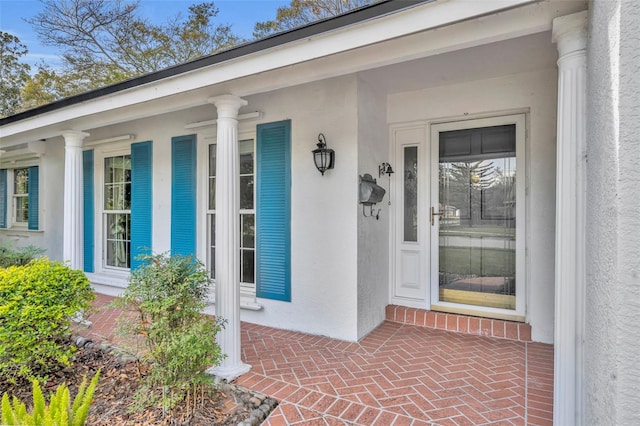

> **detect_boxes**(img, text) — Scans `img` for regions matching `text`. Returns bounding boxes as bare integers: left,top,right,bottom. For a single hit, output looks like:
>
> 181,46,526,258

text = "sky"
0,0,290,69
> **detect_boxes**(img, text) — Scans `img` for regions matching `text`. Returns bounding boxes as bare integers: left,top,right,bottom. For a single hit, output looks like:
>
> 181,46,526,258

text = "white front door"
429,115,526,319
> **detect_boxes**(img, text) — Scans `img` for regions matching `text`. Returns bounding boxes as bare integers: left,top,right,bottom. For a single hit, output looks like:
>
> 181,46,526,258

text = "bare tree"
26,0,240,92
253,0,375,39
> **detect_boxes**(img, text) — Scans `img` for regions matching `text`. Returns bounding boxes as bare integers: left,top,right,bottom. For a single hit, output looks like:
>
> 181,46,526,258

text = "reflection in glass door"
434,124,517,310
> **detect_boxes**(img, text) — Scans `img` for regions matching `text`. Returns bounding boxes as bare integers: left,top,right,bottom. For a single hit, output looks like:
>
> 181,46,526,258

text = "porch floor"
81,294,553,425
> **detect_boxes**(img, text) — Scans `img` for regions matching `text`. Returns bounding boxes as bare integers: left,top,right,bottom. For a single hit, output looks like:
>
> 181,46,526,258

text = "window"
0,166,39,230
205,120,291,302
103,155,131,269
13,168,29,224
83,141,151,274
207,139,256,295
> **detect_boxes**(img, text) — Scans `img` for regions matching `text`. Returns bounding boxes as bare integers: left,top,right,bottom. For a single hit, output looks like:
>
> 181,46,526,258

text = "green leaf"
32,380,45,425
72,371,100,426
1,392,16,425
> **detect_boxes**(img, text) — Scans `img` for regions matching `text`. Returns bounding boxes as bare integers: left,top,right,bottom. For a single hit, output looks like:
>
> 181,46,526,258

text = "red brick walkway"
80,294,554,425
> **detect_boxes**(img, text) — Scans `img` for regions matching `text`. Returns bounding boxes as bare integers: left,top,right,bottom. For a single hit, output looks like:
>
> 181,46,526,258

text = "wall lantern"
359,174,386,220
312,133,335,175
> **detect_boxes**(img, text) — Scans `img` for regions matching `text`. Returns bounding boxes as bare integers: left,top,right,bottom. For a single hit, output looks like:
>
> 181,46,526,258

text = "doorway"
430,115,525,318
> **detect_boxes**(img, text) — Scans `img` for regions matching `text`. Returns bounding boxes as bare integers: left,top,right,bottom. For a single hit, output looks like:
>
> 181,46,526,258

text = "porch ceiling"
359,31,557,96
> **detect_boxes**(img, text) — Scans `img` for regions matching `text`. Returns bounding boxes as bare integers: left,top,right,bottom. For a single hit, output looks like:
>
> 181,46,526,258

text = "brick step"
385,305,532,341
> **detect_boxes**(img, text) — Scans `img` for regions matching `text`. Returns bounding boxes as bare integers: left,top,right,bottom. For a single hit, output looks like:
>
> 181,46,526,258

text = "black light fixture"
312,133,335,176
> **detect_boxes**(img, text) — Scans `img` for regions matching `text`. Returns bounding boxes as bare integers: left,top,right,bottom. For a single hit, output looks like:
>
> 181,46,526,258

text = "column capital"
553,10,588,57
61,130,90,148
208,95,248,120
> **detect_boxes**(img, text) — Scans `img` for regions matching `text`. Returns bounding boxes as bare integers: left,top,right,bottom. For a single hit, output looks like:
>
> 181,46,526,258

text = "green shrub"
0,259,95,383
112,253,225,410
0,244,45,268
1,371,100,426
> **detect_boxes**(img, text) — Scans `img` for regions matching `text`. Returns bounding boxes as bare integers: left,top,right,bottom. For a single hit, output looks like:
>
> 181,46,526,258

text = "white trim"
185,112,262,130
93,145,132,276
84,134,135,147
429,113,527,319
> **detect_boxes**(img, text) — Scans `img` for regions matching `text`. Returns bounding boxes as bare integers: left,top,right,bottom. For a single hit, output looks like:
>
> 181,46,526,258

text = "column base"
208,362,251,382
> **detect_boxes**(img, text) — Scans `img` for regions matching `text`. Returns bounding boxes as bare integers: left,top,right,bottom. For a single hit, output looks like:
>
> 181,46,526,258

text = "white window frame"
93,143,132,277
0,162,39,230
205,137,257,298
12,167,29,226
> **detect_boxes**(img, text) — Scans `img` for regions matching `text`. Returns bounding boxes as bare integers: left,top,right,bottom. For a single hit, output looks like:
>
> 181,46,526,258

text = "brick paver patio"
80,294,553,425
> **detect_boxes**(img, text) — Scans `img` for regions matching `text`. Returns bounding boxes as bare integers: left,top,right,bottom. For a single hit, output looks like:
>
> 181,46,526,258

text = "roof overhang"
0,0,586,147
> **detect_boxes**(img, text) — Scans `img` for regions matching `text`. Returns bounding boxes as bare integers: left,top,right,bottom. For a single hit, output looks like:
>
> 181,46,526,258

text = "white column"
62,130,90,270
207,94,250,381
552,10,588,426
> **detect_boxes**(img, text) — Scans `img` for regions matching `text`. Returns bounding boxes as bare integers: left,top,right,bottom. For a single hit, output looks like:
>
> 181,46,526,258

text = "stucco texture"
585,0,640,424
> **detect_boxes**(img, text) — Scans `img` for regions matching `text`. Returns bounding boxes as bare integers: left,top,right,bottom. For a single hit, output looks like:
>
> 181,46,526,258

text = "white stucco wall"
387,68,558,343
21,75,362,341
0,139,65,258
585,0,640,423
356,77,390,339
240,76,360,341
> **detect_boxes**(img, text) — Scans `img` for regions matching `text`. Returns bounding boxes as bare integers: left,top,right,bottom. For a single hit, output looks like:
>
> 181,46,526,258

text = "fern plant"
1,370,100,426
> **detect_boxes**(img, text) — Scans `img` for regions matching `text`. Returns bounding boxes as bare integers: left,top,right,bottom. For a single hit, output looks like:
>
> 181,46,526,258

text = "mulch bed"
0,341,272,425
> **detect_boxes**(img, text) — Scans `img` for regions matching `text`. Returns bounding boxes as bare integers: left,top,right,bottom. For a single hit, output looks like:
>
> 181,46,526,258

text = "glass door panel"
436,125,516,310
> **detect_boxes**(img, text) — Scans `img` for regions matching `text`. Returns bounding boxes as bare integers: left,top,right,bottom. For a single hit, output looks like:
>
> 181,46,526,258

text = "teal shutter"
0,169,6,228
27,166,39,230
83,150,94,272
256,120,291,301
131,141,153,270
171,135,196,257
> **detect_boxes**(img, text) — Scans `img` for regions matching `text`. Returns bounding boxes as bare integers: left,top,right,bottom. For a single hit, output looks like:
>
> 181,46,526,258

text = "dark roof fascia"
1,0,430,127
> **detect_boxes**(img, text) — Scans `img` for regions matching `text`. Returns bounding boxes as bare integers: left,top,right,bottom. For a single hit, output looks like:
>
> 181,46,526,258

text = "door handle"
431,206,444,226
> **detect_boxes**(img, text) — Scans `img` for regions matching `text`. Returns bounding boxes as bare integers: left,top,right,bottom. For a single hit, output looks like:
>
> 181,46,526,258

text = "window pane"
104,155,131,210
104,185,114,210
124,183,131,210
404,146,418,242
242,214,255,248
124,156,132,178
241,249,255,284
106,213,131,268
15,196,28,222
14,169,28,194
105,158,114,183
209,144,216,177
209,177,216,210
112,184,123,210
240,176,254,209
209,144,216,210
209,214,216,279
240,152,253,174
